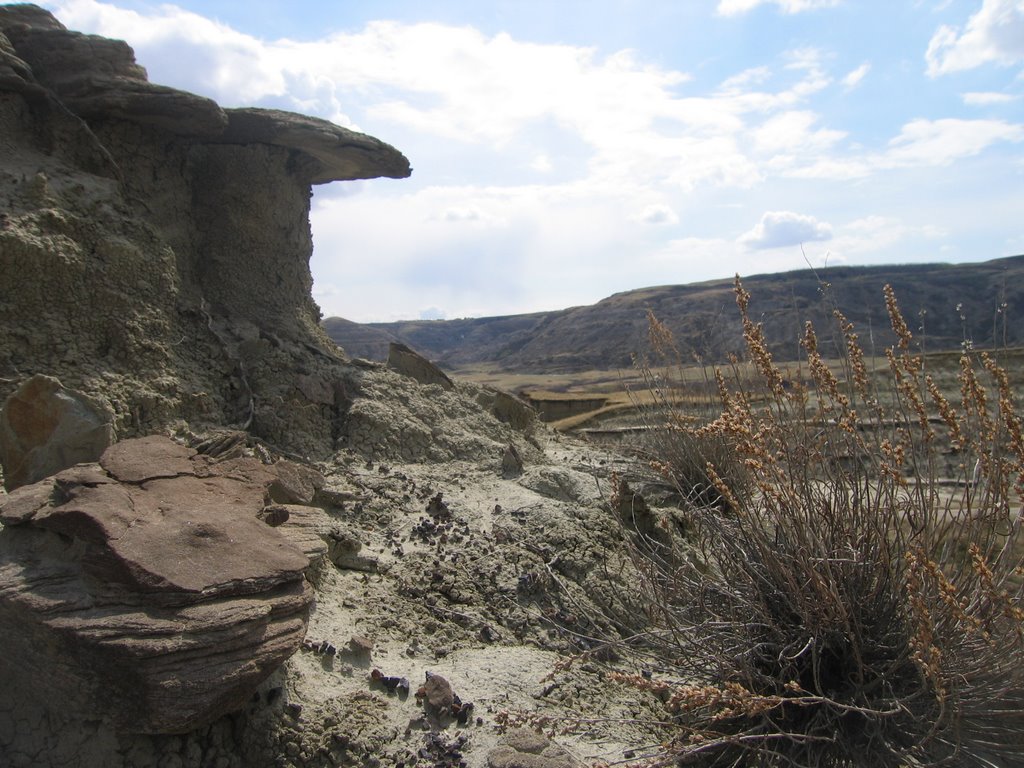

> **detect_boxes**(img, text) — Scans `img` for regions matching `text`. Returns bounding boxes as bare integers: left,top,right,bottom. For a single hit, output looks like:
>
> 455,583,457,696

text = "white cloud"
40,0,1024,322
440,207,482,222
787,117,1024,178
962,90,1019,104
45,0,315,107
634,204,679,225
884,117,1024,165
842,62,871,89
753,110,846,154
436,205,509,226
530,154,553,172
308,180,667,320
717,0,840,15
926,0,1024,76
719,66,773,92
825,216,947,262
738,211,833,250
46,0,852,196
784,47,828,71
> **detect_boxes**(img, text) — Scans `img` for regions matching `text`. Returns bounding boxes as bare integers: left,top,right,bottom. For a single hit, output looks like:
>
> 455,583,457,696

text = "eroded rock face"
0,5,411,458
220,108,413,184
387,342,455,390
0,436,317,735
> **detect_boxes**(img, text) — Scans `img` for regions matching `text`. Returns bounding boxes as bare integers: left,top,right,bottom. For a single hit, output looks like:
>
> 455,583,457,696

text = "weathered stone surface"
99,433,195,482
419,671,455,714
221,108,411,184
0,6,411,460
271,503,332,572
0,374,114,491
387,342,455,390
519,466,597,504
502,442,524,478
269,458,325,505
0,436,316,734
0,4,65,32
0,8,228,136
0,475,52,524
480,386,538,432
0,29,35,91
487,728,581,768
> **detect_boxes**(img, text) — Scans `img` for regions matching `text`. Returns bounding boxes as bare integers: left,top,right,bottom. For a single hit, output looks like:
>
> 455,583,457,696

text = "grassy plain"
456,347,1024,434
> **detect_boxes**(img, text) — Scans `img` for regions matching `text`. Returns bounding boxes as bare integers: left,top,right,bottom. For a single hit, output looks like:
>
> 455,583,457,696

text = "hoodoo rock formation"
0,4,414,763
0,3,410,460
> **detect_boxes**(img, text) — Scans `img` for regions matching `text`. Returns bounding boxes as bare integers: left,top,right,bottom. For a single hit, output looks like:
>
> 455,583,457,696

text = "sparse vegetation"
605,279,1024,766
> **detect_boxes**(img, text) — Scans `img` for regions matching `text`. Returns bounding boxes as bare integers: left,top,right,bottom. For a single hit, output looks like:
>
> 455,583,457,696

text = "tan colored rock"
270,458,325,504
502,442,525,478
419,672,455,714
487,728,581,768
482,386,538,432
0,6,411,462
270,503,332,572
0,374,114,491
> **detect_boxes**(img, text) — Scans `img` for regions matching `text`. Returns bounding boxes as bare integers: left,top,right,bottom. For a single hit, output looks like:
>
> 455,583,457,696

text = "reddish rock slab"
0,435,319,734
99,435,196,483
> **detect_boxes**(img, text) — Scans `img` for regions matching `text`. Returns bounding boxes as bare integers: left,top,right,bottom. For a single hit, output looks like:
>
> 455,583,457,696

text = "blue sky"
41,0,1024,322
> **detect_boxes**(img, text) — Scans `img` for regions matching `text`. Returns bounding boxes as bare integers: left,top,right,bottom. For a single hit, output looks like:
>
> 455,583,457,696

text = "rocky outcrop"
387,342,455,390
1,4,226,136
0,9,642,768
219,108,412,184
0,5,411,459
0,435,318,735
0,374,114,490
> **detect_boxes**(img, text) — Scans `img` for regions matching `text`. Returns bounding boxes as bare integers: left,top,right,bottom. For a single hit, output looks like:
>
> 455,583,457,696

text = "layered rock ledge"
0,436,319,735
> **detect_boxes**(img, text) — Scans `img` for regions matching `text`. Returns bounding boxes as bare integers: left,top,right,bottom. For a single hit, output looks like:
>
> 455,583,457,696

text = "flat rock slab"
222,108,412,184
0,436,318,733
8,434,310,596
488,728,581,768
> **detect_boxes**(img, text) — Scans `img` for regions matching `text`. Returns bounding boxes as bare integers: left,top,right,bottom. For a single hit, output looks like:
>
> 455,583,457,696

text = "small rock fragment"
501,443,524,478
417,671,455,715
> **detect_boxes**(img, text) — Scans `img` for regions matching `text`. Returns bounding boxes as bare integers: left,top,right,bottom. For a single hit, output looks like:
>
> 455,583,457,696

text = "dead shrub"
612,279,1024,767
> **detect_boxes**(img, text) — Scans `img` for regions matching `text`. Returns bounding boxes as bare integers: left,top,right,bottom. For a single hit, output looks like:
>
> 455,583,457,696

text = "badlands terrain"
0,6,679,767
5,6,1024,768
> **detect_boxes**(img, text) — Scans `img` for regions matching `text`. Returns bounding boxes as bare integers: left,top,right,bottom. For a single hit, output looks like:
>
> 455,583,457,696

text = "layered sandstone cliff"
0,3,410,459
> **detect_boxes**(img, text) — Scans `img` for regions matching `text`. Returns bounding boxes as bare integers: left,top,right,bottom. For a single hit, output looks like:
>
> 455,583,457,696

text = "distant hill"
323,255,1024,373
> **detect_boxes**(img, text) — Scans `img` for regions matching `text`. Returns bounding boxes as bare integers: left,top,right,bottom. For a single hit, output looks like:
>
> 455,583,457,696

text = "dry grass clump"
615,279,1024,767
625,311,752,512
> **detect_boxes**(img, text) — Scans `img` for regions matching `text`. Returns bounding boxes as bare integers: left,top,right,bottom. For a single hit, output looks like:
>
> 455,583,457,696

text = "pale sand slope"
249,410,683,767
